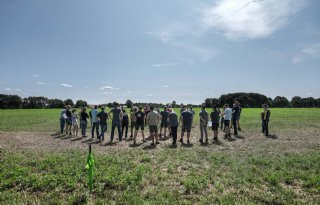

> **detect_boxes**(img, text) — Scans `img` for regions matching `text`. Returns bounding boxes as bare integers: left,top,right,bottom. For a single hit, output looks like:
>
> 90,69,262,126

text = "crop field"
0,108,319,204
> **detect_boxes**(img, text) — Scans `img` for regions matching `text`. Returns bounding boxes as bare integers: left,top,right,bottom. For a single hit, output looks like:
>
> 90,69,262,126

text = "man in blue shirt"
91,105,99,139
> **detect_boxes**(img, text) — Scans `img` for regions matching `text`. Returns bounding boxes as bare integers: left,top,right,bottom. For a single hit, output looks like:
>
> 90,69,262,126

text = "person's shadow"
70,136,83,141
143,144,157,150
129,143,142,148
182,143,193,148
267,135,278,139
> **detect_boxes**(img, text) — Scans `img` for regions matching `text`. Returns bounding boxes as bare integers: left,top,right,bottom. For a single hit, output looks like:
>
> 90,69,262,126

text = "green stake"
86,145,94,193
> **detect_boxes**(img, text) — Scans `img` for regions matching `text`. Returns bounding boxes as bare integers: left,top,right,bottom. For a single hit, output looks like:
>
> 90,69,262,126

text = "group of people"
59,101,271,147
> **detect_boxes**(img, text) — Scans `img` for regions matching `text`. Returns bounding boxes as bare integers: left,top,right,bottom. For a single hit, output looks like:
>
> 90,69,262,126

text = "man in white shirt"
221,104,232,139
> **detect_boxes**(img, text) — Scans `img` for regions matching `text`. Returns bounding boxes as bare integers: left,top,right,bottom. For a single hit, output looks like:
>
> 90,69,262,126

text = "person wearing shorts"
133,106,145,144
221,104,232,139
71,108,79,137
130,107,137,138
146,106,160,146
159,106,169,138
179,105,193,144
210,105,220,141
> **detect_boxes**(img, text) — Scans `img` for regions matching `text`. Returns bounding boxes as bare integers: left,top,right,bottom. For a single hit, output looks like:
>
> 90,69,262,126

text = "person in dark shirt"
237,104,242,131
121,109,129,139
210,105,220,141
97,107,108,141
80,107,90,138
179,106,193,144
159,106,169,138
261,104,271,136
65,105,72,136
133,106,146,144
108,102,123,142
232,101,240,136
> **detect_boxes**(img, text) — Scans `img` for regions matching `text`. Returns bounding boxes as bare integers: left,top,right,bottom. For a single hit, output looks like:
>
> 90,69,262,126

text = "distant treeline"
0,93,320,109
204,92,320,108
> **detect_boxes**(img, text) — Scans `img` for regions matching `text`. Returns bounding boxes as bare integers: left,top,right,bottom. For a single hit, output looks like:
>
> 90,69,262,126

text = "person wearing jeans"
91,105,99,139
59,106,66,135
80,108,89,138
109,102,123,142
199,106,209,143
97,107,108,141
168,108,178,147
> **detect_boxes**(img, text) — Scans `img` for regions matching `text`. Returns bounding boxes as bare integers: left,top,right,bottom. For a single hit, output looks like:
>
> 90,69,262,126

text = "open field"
0,108,320,204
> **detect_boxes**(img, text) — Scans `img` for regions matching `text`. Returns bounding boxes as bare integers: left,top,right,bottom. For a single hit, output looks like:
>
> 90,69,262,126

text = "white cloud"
36,82,46,85
33,74,39,77
153,63,179,68
162,85,169,88
302,43,320,57
84,85,88,89
4,88,22,92
291,55,303,64
61,83,73,88
100,86,114,90
147,31,171,42
202,0,306,39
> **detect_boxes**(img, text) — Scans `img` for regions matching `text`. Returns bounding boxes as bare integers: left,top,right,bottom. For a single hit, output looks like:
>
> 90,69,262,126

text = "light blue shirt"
224,108,232,121
91,109,99,123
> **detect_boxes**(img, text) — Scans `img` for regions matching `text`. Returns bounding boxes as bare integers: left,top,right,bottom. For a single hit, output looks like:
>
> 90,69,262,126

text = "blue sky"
0,0,319,104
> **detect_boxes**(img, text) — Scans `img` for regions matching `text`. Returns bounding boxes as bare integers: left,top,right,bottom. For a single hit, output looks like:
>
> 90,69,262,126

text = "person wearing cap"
179,105,193,145
199,106,209,143
91,105,100,139
146,106,160,146
260,104,270,136
159,106,169,138
97,106,108,141
109,102,123,142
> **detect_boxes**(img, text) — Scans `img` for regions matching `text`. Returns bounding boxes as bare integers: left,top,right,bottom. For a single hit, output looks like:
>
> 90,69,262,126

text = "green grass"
0,147,319,204
1,108,320,133
0,108,320,204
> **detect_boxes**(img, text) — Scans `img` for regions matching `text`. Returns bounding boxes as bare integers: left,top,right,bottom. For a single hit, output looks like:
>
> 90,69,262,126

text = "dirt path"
1,127,319,155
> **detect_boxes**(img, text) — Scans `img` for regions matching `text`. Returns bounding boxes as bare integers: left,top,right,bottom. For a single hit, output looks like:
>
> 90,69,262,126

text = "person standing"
109,102,123,142
59,106,67,135
91,105,99,139
199,106,209,143
237,103,242,131
121,109,129,139
189,106,196,126
261,104,270,136
133,106,146,144
146,106,160,146
159,106,169,138
65,105,72,136
210,105,220,141
220,106,225,131
232,101,241,136
221,104,232,139
168,108,179,147
179,105,193,145
97,107,108,141
130,107,137,138
71,108,79,137
80,107,89,138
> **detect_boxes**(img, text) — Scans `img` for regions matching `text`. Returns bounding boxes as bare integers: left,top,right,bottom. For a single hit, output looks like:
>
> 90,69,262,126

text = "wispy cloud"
33,74,39,77
153,63,179,68
292,43,320,64
100,85,114,90
4,88,22,92
61,83,73,88
302,43,320,57
162,85,169,88
147,31,171,42
36,81,46,85
201,0,306,40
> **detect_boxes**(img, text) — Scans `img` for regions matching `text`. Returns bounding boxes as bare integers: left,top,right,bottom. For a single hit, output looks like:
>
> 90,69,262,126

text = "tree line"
204,92,320,108
1,92,320,109
0,94,87,109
